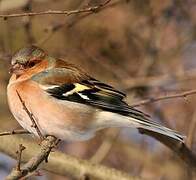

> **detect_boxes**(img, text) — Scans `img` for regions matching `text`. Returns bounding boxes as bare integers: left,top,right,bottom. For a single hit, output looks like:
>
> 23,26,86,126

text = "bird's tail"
125,107,185,143
134,118,185,143
96,111,185,143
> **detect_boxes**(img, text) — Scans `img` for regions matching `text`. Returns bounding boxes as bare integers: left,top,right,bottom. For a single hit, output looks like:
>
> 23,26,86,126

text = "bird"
7,45,185,143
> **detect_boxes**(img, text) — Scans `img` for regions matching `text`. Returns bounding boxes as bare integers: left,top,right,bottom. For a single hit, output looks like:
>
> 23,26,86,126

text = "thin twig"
16,144,26,171
16,90,43,140
131,89,196,107
124,69,196,90
0,129,30,136
0,0,111,19
5,136,58,180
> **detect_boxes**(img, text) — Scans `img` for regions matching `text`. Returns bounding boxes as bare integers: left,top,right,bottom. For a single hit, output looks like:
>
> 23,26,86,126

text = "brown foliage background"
0,0,196,179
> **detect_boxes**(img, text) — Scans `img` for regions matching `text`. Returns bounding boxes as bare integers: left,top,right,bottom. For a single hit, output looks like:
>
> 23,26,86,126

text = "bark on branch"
0,135,138,180
5,136,57,180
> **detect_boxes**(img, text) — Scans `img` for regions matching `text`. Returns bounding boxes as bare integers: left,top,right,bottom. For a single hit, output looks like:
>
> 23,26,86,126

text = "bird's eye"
28,61,36,68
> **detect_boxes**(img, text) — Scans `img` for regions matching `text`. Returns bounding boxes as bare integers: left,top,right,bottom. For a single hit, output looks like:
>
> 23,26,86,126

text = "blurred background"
0,0,196,179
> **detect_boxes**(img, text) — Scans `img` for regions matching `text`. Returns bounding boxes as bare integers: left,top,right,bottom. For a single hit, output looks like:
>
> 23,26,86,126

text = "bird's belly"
7,81,97,141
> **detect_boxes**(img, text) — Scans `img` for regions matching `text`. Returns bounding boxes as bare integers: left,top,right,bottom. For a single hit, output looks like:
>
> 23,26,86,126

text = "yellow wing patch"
63,83,91,96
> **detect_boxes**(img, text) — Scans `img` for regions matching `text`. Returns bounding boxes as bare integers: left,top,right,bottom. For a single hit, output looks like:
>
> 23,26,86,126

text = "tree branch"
15,144,26,172
138,128,196,170
0,0,111,19
0,129,30,136
0,135,138,180
131,89,196,107
5,136,58,180
124,69,196,90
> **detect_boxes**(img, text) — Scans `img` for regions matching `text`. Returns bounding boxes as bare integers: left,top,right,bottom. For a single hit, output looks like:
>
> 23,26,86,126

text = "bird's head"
10,46,48,77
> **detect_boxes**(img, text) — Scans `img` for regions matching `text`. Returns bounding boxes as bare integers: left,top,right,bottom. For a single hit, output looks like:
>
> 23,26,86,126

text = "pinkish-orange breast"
7,77,97,140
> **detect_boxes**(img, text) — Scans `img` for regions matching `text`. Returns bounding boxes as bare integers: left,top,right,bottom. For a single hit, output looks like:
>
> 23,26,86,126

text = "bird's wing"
31,59,150,122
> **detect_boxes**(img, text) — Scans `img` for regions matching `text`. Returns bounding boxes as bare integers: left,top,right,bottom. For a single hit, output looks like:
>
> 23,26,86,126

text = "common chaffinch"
7,46,184,143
